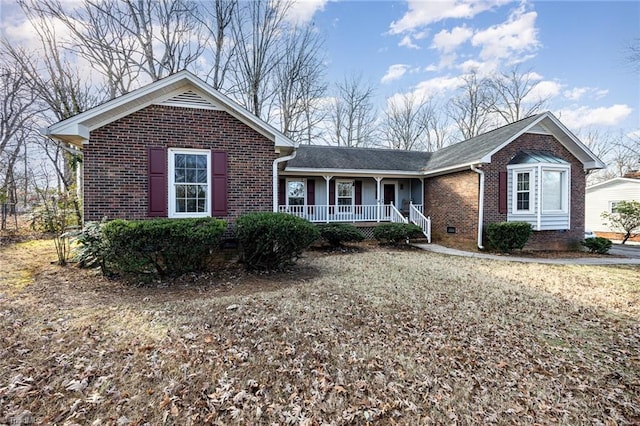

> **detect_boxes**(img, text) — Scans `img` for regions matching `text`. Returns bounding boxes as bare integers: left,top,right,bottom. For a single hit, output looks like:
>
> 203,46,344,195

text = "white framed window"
168,148,210,218
336,180,354,212
542,168,569,213
286,179,305,206
514,170,533,213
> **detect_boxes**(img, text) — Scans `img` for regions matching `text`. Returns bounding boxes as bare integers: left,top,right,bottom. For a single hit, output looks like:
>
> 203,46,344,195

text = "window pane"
176,198,186,213
289,197,304,206
197,169,207,183
186,199,196,212
186,169,196,183
287,181,305,198
175,154,186,168
543,170,563,210
197,199,205,212
186,155,197,168
196,155,207,169
517,173,529,191
517,193,529,211
175,168,185,183
337,182,353,197
338,198,352,206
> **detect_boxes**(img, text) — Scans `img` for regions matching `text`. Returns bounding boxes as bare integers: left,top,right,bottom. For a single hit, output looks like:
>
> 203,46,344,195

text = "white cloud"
558,105,633,128
563,87,610,101
458,59,499,76
381,64,410,84
399,35,420,49
389,0,510,35
523,80,563,103
412,75,464,99
286,0,329,24
471,7,539,60
431,26,473,53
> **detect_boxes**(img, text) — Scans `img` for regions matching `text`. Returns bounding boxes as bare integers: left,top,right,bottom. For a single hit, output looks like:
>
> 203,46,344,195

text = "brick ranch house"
44,71,604,250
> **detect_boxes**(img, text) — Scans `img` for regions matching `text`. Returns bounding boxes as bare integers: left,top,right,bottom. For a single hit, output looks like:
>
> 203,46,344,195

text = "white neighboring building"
585,177,640,241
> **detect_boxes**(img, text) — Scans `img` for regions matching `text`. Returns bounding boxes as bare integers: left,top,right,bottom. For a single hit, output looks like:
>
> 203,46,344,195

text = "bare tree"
582,130,639,184
275,24,326,143
0,59,42,217
28,0,207,93
625,38,640,72
448,71,496,140
424,108,452,151
328,74,377,147
196,0,237,90
382,93,435,151
229,0,293,119
489,66,548,124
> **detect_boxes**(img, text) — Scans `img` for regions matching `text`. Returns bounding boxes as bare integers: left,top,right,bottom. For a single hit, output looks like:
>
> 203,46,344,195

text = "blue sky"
1,0,638,138
294,0,639,135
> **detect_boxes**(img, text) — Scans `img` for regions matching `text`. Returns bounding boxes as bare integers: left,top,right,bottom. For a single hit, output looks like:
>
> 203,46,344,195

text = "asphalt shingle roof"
287,145,432,172
285,113,546,173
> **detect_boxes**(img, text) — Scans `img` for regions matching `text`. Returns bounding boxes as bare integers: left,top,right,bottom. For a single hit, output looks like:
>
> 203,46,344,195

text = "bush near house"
373,222,423,245
317,223,365,247
101,217,226,277
235,212,319,271
486,221,533,253
582,236,613,254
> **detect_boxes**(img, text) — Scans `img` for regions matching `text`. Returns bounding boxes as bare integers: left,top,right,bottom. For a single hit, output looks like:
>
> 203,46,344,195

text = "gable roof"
285,145,432,176
587,177,640,191
284,111,604,176
43,70,295,149
423,112,605,175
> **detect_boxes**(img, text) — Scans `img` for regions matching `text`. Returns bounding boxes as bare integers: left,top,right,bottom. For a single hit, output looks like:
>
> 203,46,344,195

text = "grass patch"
0,241,639,424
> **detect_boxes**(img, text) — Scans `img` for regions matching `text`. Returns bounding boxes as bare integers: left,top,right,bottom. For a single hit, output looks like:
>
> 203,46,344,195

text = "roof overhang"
43,70,295,149
283,166,423,178
484,112,606,171
587,177,640,191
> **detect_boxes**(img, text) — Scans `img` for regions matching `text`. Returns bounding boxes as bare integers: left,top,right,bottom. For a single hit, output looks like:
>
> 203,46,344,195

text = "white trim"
168,148,211,218
285,178,306,206
470,165,485,249
587,177,640,191
541,166,570,214
335,179,355,208
509,167,535,214
45,70,295,148
381,181,398,206
284,166,420,177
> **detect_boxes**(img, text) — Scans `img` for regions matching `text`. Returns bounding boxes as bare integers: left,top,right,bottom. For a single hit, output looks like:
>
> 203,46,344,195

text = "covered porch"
277,175,431,241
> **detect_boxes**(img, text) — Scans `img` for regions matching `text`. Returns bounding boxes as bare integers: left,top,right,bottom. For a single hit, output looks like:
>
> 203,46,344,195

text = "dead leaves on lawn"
0,244,639,424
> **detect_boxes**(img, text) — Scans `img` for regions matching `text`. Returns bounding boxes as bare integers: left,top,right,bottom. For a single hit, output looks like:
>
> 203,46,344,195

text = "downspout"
470,165,485,250
272,147,297,212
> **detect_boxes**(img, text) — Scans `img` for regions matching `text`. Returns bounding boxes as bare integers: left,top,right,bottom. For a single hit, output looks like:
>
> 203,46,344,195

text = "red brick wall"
484,133,586,250
424,170,479,246
424,133,588,250
84,105,278,223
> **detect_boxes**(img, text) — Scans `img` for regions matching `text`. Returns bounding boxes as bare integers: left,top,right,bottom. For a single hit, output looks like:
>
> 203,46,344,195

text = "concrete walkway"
413,243,640,265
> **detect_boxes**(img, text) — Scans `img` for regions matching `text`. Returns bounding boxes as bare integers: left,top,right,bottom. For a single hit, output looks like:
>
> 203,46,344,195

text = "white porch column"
375,176,383,222
323,175,332,223
419,177,424,209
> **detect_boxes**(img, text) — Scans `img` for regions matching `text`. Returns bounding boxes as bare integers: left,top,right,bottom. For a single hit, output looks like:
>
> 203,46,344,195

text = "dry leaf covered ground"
0,239,639,425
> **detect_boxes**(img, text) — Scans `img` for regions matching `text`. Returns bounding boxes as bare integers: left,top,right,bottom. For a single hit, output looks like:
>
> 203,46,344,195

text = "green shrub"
373,222,423,245
102,217,226,277
235,212,319,271
70,220,109,275
582,237,612,254
486,221,533,253
318,223,365,247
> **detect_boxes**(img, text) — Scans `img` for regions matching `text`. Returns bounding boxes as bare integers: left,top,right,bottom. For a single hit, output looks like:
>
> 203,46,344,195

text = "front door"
383,184,395,206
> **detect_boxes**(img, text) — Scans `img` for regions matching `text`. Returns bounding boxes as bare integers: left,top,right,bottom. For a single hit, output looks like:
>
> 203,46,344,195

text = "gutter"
272,147,298,212
470,165,485,250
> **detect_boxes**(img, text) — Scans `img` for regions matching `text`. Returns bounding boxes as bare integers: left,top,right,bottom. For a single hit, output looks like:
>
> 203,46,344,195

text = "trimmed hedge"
486,221,532,253
373,222,423,245
236,212,319,271
582,237,612,254
101,217,226,277
318,223,365,247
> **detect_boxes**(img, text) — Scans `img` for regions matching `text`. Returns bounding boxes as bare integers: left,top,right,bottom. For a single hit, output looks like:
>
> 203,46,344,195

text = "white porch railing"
278,203,408,223
409,202,431,243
